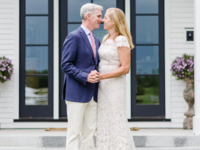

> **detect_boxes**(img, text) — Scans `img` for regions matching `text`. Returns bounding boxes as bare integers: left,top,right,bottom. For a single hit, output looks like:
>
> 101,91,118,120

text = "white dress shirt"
81,25,96,49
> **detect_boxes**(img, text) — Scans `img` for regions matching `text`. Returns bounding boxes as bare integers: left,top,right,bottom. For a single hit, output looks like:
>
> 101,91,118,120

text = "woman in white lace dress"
96,8,136,150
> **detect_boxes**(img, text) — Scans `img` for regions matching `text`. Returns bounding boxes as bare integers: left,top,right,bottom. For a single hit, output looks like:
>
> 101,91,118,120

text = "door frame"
19,0,54,118
130,0,165,120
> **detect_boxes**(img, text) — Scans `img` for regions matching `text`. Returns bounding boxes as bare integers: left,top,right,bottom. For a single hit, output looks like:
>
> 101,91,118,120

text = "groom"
61,3,103,150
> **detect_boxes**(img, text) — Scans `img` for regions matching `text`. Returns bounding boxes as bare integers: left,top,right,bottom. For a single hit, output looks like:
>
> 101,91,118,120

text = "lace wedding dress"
96,36,136,150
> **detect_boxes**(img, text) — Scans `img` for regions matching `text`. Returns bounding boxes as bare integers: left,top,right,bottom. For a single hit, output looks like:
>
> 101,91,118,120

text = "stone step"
137,148,200,150
0,147,200,150
0,136,200,148
0,129,199,149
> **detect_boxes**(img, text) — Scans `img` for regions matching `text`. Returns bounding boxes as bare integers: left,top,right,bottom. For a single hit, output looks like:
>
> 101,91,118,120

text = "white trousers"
65,98,97,150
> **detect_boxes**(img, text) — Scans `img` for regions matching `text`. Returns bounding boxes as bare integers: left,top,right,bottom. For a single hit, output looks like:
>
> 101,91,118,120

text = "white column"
193,0,200,135
53,0,59,119
125,0,131,119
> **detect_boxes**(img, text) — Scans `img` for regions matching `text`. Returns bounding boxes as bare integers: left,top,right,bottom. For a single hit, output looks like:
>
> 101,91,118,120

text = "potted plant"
0,56,14,83
171,54,194,129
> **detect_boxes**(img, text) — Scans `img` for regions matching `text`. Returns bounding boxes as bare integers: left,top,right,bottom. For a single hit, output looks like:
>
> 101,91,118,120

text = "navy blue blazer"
61,27,101,103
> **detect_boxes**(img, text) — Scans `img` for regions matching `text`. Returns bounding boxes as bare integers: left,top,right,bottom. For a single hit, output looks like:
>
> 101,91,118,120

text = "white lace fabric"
96,36,136,150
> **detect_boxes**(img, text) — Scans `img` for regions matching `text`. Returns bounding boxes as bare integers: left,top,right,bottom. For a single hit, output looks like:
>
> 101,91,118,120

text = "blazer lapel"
79,27,95,63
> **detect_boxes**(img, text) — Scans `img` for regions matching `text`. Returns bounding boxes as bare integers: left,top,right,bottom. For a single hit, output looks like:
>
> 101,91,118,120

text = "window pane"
136,46,159,74
26,0,48,14
136,0,158,14
26,46,48,74
93,24,107,42
136,16,159,44
25,76,48,105
68,0,90,22
93,0,116,18
68,24,81,33
136,76,159,105
26,16,48,44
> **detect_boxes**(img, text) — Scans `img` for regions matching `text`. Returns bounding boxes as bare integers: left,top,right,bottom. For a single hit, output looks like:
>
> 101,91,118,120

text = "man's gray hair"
80,3,103,21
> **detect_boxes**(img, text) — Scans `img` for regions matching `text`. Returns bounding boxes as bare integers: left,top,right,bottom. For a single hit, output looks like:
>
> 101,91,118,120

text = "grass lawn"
136,87,159,105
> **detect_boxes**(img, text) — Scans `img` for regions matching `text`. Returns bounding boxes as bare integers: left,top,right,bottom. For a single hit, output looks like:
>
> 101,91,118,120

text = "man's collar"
81,25,91,35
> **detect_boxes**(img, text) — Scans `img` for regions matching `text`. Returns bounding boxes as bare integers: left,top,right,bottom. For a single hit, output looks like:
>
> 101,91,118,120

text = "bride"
96,8,136,150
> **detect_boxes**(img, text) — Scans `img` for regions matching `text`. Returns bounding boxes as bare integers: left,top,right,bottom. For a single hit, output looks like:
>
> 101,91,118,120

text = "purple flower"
4,76,6,80
1,67,6,71
182,72,184,74
182,75,184,77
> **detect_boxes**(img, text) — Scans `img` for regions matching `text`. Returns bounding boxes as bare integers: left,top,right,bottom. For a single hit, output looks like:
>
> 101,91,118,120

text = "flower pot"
183,78,195,129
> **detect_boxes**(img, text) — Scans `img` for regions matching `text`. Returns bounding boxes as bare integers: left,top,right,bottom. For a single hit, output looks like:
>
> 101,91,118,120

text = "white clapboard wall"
169,0,194,128
0,0,18,128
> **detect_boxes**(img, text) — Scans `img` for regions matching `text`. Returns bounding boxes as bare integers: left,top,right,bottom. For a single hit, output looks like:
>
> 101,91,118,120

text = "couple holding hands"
61,3,135,150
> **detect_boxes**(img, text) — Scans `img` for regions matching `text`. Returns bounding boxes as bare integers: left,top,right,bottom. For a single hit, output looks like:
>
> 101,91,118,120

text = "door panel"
20,0,53,118
130,0,165,119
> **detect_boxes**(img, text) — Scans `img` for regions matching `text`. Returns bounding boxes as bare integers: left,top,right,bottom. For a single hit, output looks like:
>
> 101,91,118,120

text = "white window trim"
125,0,171,120
53,0,59,119
164,0,171,119
13,0,60,120
125,0,131,119
14,0,20,120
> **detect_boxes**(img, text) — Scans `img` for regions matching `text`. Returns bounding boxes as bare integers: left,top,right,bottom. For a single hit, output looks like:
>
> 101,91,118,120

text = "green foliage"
0,56,14,83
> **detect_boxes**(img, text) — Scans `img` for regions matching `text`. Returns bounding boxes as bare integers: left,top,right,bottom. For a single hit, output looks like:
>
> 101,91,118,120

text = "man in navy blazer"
61,3,103,150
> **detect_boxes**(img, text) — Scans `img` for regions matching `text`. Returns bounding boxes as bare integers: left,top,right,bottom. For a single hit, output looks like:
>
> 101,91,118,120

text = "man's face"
90,9,102,29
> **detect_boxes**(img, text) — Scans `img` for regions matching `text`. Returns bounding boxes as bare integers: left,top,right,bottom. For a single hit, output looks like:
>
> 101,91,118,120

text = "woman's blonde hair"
103,8,134,49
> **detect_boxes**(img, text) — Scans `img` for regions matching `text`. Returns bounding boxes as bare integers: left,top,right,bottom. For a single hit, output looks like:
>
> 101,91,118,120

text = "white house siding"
169,0,194,128
0,0,17,128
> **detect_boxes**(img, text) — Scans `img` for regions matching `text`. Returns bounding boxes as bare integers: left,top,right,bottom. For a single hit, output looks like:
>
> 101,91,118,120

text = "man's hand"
87,70,99,83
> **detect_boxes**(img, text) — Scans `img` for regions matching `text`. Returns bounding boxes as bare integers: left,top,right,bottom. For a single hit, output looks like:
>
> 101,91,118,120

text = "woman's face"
103,11,114,30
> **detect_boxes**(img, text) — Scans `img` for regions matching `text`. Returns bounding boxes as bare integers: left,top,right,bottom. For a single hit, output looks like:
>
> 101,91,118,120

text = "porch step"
0,129,199,149
0,147,200,150
0,136,200,148
137,148,200,150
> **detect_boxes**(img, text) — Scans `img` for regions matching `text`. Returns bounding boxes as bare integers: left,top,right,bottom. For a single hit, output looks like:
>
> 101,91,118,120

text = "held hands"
87,70,100,83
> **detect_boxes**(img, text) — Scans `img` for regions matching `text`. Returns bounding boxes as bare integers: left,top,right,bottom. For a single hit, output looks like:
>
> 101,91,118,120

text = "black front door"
130,0,165,119
59,0,125,118
20,0,53,118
